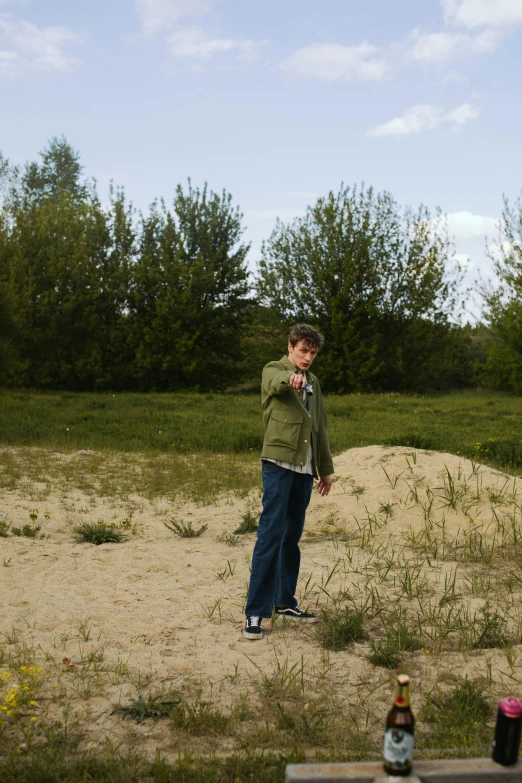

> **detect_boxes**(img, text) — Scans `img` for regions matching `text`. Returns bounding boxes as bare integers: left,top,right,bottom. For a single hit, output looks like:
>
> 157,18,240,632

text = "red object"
499,698,522,718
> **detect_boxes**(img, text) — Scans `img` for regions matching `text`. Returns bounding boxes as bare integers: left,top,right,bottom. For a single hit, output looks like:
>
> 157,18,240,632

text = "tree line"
0,138,520,394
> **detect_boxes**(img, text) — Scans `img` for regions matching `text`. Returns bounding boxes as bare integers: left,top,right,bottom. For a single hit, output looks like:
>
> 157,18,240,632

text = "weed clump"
472,603,509,649
171,694,231,735
0,515,10,537
12,523,41,538
112,693,180,723
234,510,258,534
164,519,208,538
318,605,368,650
275,701,327,744
74,520,125,545
367,613,422,668
11,508,45,538
367,639,402,670
418,677,492,752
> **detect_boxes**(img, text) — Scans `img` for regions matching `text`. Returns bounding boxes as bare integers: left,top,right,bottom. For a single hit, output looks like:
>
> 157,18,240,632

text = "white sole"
243,630,263,639
276,614,318,623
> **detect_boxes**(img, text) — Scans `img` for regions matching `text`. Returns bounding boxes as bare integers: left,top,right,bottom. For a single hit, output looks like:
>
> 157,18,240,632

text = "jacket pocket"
266,409,303,450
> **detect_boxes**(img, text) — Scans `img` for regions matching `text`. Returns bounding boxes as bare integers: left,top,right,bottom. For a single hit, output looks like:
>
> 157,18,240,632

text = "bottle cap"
499,697,522,717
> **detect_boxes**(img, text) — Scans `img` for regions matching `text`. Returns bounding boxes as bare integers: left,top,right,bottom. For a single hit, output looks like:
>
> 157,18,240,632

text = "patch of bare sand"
1,445,521,761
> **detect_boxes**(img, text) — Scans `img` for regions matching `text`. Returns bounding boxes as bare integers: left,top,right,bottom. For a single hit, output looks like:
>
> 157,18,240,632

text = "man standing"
244,324,334,640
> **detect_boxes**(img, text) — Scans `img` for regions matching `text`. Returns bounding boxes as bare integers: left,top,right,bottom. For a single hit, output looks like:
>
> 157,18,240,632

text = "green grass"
164,519,209,538
317,605,368,650
112,693,181,723
1,388,520,778
417,677,492,754
74,520,126,545
234,510,259,534
0,390,521,473
0,390,520,505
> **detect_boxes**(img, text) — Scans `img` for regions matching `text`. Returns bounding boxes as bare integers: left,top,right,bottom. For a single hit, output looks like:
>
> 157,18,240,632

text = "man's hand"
289,373,307,390
317,475,333,497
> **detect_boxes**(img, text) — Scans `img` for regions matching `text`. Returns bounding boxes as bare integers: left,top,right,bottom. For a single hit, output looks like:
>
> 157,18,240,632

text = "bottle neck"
394,682,410,708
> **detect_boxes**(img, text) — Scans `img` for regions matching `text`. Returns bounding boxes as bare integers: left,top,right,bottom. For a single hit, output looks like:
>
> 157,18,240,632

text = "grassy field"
1,390,521,465
1,390,522,781
0,390,521,506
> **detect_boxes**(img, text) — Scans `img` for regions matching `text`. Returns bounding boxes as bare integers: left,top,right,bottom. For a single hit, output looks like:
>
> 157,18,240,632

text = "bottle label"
383,728,414,769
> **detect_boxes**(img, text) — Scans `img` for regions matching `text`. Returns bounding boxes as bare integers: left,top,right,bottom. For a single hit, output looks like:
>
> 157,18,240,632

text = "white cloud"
445,210,499,241
0,49,18,77
136,0,209,36
167,26,261,59
368,102,480,137
0,13,81,75
430,210,502,317
442,0,522,28
406,27,500,64
281,42,391,82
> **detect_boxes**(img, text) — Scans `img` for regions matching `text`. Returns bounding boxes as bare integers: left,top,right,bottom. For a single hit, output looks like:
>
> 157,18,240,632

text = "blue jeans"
245,461,314,618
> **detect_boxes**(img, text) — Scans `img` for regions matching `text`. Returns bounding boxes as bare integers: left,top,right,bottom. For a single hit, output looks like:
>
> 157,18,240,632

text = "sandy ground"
1,445,521,757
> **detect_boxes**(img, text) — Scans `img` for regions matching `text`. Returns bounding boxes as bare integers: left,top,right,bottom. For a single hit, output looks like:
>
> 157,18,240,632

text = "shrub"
11,524,41,538
112,694,180,724
74,520,125,545
234,510,258,534
0,515,11,537
164,519,208,538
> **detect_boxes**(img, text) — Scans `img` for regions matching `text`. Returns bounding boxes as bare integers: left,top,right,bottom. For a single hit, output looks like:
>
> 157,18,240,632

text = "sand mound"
1,445,520,758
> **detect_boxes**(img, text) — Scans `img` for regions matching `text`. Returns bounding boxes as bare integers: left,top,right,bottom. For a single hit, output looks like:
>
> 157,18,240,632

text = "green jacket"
261,355,334,478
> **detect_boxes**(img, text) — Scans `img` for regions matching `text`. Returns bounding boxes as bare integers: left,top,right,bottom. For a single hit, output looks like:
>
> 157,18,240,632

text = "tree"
19,136,86,207
128,182,250,390
3,140,135,389
480,194,522,392
256,185,465,392
0,155,17,384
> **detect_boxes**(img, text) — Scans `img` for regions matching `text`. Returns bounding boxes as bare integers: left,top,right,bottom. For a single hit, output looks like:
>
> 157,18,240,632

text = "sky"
1,0,522,320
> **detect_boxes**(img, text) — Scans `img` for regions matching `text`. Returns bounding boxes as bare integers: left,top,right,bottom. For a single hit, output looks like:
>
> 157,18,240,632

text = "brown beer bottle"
383,674,415,776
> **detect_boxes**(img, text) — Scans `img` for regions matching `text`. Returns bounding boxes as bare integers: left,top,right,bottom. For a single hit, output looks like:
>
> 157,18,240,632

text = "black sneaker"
275,605,318,623
243,616,263,639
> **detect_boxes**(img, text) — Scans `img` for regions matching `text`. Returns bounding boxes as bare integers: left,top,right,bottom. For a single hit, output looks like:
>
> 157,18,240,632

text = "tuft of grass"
275,701,328,745
367,613,422,668
233,510,259,534
0,514,10,537
317,605,368,651
74,520,125,545
164,519,208,538
11,523,41,538
112,693,180,723
366,638,402,670
170,694,231,735
472,603,509,650
418,677,492,753
219,532,241,546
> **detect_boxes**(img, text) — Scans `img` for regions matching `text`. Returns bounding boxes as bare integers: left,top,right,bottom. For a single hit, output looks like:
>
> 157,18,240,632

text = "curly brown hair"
288,324,325,351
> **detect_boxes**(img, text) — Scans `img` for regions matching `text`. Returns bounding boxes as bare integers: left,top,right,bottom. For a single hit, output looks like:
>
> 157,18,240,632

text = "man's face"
288,339,319,371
